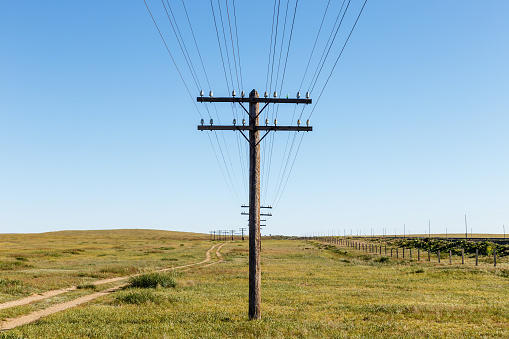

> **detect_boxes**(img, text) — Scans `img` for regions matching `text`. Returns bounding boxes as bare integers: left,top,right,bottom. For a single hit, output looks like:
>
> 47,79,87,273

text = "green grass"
2,237,508,338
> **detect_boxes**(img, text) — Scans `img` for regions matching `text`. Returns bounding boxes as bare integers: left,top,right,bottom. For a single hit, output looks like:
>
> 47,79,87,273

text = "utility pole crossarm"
197,97,311,104
198,125,312,132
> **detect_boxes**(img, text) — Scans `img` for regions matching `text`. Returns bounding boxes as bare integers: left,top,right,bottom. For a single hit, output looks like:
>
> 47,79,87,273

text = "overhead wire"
271,0,329,205
225,0,241,93
275,0,368,206
266,0,300,204
262,0,282,204
308,0,351,94
262,0,291,202
162,0,244,204
143,0,240,204
232,0,243,90
308,0,368,120
210,0,248,200
230,0,249,198
298,0,332,91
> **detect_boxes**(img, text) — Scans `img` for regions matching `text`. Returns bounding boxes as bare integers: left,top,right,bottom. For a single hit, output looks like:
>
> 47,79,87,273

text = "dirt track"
0,242,227,331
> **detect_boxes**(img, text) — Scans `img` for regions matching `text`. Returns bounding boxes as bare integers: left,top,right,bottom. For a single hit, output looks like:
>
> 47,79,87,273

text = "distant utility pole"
465,215,468,238
240,227,247,241
428,220,431,238
198,89,311,320
231,230,235,241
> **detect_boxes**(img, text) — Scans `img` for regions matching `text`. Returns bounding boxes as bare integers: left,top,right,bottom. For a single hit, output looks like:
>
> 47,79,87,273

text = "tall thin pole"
465,214,468,238
248,89,261,320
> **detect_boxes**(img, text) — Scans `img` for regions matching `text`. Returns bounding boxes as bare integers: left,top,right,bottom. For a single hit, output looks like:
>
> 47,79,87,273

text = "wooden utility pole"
198,89,311,320
248,89,261,319
239,227,247,241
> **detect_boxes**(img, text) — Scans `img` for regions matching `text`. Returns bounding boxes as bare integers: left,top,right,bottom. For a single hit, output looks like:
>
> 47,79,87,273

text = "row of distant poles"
308,216,507,239
210,205,273,240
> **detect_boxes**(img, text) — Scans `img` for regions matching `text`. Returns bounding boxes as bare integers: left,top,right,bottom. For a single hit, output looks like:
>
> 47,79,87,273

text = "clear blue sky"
1,1,508,236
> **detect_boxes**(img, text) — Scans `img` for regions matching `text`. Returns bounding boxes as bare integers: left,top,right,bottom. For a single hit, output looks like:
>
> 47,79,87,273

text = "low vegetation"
389,237,509,256
0,233,506,338
128,272,177,289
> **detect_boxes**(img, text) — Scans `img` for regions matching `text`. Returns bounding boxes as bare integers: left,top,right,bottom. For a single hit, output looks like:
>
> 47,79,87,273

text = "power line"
309,0,353,94
264,0,300,203
144,0,239,204
263,0,291,202
180,0,212,89
274,133,306,207
225,0,241,92
161,0,202,90
298,0,331,91
308,0,368,119
232,0,243,90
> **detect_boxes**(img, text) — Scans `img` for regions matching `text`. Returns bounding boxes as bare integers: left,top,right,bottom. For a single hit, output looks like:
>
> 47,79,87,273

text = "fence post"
475,249,478,266
494,248,497,267
438,250,441,263
385,245,387,255
428,249,431,261
410,249,412,260
396,248,399,258
418,248,420,261
403,248,405,259
461,249,464,265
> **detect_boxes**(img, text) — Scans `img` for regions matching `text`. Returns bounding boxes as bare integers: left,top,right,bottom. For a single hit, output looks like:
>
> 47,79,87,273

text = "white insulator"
264,92,268,98
242,118,246,125
297,91,300,99
306,119,310,126
209,90,213,97
273,91,277,98
297,119,301,126
265,119,269,125
232,90,236,97
306,91,310,99
233,119,236,125
200,118,204,125
210,119,213,125
200,90,204,97
274,119,278,126
241,91,245,97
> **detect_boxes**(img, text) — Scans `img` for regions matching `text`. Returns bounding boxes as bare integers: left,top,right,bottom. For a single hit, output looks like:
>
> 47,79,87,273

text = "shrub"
114,290,161,305
375,256,390,263
128,273,176,288
77,283,97,290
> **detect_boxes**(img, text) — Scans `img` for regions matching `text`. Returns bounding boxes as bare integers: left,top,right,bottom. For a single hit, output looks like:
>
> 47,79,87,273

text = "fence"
311,236,499,267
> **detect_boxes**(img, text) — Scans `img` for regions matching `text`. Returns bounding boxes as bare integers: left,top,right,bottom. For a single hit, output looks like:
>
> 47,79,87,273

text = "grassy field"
2,231,509,338
0,229,210,303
